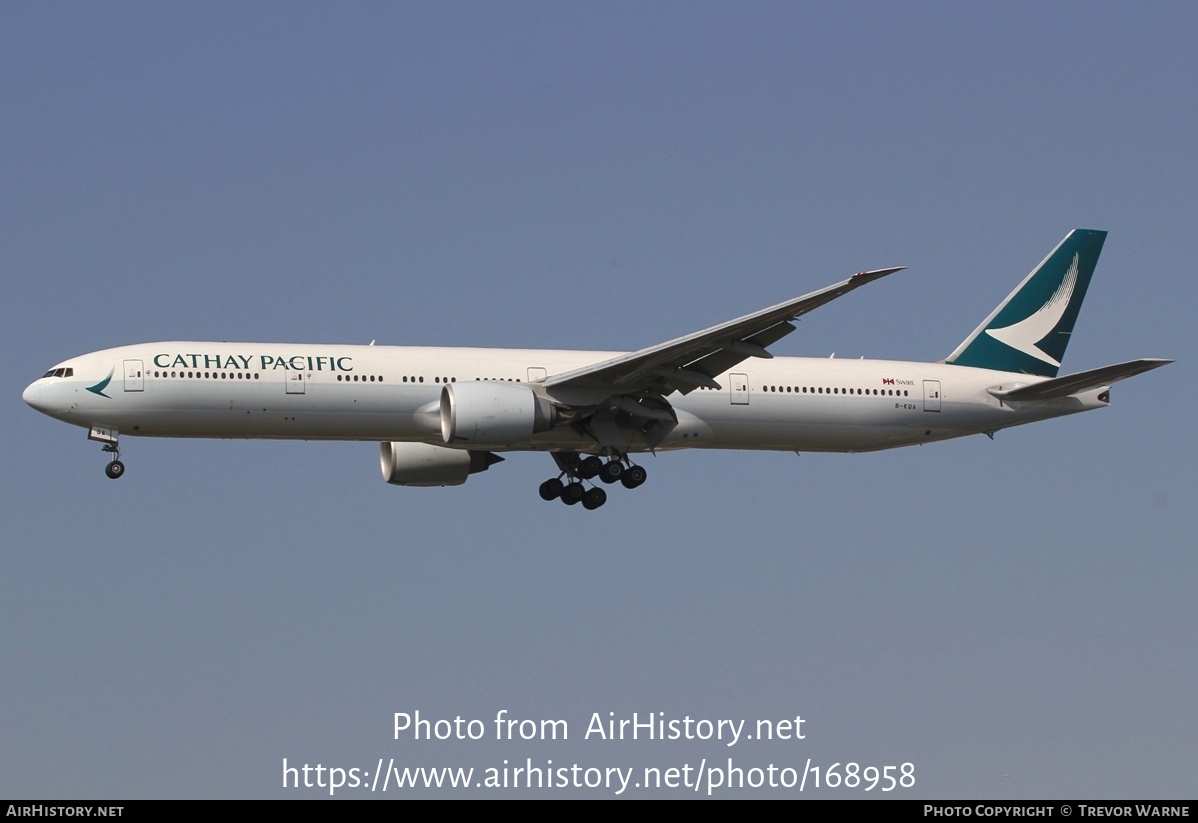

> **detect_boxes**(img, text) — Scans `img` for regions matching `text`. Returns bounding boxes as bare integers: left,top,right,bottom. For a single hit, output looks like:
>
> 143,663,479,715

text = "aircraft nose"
23,381,49,413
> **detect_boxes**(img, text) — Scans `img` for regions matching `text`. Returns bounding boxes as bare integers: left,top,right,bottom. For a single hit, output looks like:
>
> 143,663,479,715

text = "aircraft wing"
988,358,1173,401
542,267,904,398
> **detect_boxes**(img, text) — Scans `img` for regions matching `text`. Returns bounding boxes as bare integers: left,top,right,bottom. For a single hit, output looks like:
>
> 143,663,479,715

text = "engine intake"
440,381,556,447
379,442,502,487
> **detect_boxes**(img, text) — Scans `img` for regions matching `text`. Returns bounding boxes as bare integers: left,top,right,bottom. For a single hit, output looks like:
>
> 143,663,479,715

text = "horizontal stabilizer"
988,358,1172,401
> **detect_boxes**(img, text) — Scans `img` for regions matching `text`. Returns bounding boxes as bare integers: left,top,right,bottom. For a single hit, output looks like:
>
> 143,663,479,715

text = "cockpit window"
41,368,73,378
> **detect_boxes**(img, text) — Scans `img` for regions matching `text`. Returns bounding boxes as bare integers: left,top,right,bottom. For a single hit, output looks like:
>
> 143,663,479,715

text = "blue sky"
3,2,1194,798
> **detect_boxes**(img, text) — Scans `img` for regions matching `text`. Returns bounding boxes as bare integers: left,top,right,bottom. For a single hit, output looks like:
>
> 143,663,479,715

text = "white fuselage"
22,342,1107,454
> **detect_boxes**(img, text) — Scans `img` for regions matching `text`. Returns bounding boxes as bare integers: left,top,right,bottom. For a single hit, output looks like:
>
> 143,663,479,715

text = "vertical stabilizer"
945,229,1107,377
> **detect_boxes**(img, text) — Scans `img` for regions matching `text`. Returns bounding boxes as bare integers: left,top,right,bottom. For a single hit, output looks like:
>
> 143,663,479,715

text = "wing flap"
674,322,795,389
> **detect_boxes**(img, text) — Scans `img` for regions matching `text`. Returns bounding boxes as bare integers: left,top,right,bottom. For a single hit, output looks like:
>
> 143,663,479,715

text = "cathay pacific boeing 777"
24,230,1170,509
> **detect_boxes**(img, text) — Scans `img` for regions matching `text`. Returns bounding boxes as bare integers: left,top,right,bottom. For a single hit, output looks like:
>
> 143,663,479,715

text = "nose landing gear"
88,426,125,480
104,453,125,479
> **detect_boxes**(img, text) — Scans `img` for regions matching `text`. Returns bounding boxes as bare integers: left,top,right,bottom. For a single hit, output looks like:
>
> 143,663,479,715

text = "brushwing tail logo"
984,252,1079,368
86,369,114,398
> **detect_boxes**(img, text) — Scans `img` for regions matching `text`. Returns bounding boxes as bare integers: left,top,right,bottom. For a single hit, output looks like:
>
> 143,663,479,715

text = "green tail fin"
945,229,1107,377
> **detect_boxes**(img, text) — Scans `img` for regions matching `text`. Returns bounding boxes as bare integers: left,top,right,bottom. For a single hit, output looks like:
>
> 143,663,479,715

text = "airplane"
23,229,1170,510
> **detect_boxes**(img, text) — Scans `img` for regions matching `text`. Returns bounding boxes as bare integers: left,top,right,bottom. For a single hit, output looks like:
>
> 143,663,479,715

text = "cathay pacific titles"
151,352,354,371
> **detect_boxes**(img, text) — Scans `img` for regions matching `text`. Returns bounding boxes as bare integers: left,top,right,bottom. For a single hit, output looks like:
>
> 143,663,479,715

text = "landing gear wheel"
621,464,647,489
598,459,624,484
578,455,603,479
539,478,564,501
105,460,125,480
560,482,585,506
582,487,607,510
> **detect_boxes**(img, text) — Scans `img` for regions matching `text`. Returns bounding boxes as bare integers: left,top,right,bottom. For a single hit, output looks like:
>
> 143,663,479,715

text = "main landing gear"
538,453,648,510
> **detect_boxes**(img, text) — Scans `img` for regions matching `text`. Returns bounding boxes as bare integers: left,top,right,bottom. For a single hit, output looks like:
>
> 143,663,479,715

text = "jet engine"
379,441,503,487
440,381,557,448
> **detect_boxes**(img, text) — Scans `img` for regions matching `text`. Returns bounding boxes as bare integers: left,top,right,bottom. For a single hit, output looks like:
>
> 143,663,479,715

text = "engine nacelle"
379,441,502,487
440,381,556,448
